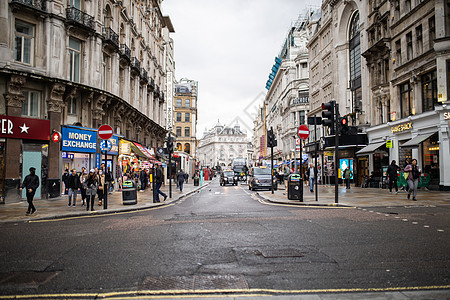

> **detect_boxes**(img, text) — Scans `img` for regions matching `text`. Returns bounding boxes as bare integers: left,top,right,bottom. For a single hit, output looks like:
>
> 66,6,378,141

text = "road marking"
424,225,430,228
402,219,408,222
437,229,444,232
412,222,419,225
6,285,450,299
28,204,175,223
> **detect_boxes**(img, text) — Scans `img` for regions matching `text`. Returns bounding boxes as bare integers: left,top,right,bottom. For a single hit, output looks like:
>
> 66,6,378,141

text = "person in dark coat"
177,169,185,192
67,169,81,206
154,165,167,202
62,168,69,195
20,167,40,215
85,169,99,211
387,160,399,194
139,168,147,191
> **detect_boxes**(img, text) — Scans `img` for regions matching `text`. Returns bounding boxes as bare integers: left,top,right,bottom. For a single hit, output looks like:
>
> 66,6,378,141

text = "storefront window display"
422,132,439,185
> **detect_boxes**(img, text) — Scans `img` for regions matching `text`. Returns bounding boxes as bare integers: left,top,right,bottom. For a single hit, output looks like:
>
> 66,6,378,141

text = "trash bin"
287,174,303,201
122,180,137,205
194,177,199,186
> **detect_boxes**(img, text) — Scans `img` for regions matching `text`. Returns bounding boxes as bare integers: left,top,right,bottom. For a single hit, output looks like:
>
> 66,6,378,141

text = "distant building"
174,79,198,156
197,122,249,168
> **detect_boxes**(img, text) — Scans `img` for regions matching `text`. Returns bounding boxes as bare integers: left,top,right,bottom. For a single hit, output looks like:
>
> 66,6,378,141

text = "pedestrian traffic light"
167,135,174,154
339,116,349,135
321,101,335,128
267,127,277,148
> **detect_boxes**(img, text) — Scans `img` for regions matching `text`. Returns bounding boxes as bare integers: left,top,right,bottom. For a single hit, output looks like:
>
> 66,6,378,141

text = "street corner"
255,190,353,208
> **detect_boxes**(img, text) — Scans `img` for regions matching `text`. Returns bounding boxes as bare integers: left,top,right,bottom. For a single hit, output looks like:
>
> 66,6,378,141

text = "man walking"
177,169,185,192
387,160,399,194
20,167,40,215
154,165,167,203
67,169,81,206
307,163,316,192
343,166,353,189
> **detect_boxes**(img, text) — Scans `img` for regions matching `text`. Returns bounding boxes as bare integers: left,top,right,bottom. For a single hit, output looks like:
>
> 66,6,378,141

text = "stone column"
92,94,106,128
4,75,26,202
47,83,65,198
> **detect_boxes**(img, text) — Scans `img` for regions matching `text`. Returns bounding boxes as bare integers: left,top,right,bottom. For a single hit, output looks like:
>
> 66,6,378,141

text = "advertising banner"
61,127,97,153
0,115,50,140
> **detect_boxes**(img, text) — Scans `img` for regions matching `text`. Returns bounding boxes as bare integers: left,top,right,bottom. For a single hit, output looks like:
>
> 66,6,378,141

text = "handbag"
403,172,409,180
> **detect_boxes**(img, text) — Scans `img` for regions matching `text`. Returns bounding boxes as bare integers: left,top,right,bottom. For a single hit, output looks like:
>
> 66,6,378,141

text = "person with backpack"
404,159,421,201
67,169,81,207
343,166,353,189
20,167,40,215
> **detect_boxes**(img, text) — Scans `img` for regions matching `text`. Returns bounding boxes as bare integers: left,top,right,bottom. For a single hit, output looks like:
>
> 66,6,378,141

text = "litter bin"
287,174,303,201
194,177,199,186
122,180,137,205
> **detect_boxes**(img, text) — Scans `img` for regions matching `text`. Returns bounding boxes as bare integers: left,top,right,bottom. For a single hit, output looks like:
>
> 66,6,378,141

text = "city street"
0,180,449,299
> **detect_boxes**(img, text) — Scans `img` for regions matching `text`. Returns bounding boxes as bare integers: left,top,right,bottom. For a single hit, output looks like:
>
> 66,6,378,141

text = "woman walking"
85,169,99,211
404,159,421,201
97,169,105,206
80,168,87,206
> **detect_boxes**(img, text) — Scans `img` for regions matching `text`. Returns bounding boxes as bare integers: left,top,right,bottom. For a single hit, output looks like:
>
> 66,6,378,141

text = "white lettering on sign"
1,119,13,134
62,140,96,149
68,132,93,141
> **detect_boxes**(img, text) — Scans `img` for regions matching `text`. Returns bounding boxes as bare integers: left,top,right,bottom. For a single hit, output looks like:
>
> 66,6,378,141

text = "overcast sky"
162,0,321,139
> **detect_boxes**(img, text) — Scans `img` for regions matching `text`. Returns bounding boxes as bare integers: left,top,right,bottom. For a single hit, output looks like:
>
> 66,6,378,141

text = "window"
428,16,435,49
69,37,81,83
22,91,40,117
422,70,438,112
293,112,297,125
416,25,423,55
70,0,80,9
299,111,305,125
185,113,190,122
67,97,77,115
176,143,182,151
176,112,181,122
176,127,181,137
395,39,402,65
15,20,34,64
176,99,182,107
405,0,411,12
349,11,361,112
406,32,413,61
184,127,190,137
400,82,413,118
185,99,190,107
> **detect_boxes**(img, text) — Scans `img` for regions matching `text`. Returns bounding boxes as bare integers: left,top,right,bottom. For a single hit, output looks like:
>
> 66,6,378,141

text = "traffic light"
167,135,174,154
338,116,349,135
267,127,277,148
321,101,335,128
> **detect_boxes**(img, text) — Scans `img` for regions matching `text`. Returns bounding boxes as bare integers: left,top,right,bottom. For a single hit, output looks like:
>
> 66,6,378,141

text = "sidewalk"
0,180,212,223
258,183,450,207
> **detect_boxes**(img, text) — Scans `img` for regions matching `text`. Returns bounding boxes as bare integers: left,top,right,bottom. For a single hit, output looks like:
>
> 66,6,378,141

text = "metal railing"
132,57,140,70
103,27,119,48
141,68,148,81
66,7,94,30
10,0,46,11
120,44,131,60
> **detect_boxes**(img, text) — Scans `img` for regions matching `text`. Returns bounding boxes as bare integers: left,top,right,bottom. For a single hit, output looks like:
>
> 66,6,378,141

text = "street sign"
297,125,310,140
100,139,112,152
296,138,300,145
98,124,113,140
386,140,393,148
51,131,61,143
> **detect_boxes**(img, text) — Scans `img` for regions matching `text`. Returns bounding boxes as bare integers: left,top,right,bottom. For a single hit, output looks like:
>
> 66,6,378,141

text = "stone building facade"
0,0,174,201
174,79,198,156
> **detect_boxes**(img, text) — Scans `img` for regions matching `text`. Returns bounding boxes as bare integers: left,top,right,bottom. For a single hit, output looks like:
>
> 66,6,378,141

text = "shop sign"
390,122,412,134
386,140,393,148
120,141,131,155
444,112,450,120
134,142,153,158
121,160,128,166
62,127,97,153
108,136,119,155
61,152,74,159
325,151,333,156
95,153,102,169
0,115,50,140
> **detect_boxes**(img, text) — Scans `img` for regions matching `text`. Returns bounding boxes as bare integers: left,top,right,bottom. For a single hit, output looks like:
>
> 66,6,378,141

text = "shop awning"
401,132,436,147
356,142,385,155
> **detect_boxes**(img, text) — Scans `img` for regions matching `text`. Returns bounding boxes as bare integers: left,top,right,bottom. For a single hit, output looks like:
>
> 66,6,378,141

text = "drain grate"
258,248,305,258
141,274,248,290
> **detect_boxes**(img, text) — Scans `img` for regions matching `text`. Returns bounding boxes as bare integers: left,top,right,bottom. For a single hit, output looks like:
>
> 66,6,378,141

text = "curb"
22,181,212,223
256,192,354,208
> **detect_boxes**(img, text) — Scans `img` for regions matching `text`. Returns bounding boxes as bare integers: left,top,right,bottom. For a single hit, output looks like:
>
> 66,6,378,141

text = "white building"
197,122,249,168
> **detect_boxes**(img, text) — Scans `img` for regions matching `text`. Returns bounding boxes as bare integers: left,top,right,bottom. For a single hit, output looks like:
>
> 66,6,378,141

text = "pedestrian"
105,166,114,194
62,168,69,195
283,165,290,195
387,160,399,194
139,168,146,192
177,169,185,192
85,169,99,211
184,171,189,184
307,163,316,192
404,158,421,201
67,169,81,207
97,168,106,206
343,166,353,189
154,164,167,202
20,167,39,215
80,167,88,206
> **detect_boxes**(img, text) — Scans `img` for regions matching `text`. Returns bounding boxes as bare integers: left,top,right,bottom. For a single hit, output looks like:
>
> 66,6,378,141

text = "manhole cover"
141,274,248,290
258,248,305,258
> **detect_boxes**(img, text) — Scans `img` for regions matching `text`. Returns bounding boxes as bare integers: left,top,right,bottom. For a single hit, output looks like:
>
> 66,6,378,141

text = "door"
22,150,42,199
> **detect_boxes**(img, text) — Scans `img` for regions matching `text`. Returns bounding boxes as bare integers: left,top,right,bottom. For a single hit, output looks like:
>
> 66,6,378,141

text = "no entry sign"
297,124,310,140
98,124,113,140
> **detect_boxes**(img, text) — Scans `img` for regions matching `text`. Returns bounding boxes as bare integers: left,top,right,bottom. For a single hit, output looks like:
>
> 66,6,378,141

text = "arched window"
176,143,182,151
349,11,362,114
184,143,191,154
104,5,112,28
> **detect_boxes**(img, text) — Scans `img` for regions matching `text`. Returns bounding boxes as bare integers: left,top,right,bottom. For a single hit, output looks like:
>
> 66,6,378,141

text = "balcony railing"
141,68,148,81
160,91,165,101
154,84,160,97
148,77,155,90
10,0,46,12
131,57,140,72
66,7,95,31
120,44,131,61
102,27,119,48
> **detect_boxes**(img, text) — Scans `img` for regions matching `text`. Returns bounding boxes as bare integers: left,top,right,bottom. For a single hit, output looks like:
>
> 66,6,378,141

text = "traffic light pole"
314,120,318,202
168,133,172,199
271,144,274,194
334,103,339,204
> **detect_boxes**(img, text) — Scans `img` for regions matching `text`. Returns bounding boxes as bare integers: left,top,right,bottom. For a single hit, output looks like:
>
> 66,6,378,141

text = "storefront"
0,115,50,201
118,139,160,175
361,108,450,190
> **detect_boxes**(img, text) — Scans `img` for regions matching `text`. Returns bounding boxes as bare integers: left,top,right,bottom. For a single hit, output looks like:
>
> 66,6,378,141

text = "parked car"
248,166,277,191
220,170,238,186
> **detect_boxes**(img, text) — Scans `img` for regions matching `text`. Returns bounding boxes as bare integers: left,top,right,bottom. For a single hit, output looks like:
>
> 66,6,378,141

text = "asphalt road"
0,180,449,298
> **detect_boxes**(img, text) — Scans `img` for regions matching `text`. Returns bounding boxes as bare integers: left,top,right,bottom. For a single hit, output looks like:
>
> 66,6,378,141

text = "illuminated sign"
390,122,412,133
386,140,393,148
444,112,450,120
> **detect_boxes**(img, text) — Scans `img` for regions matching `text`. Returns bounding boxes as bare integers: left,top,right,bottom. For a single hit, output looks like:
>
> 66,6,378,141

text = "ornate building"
174,79,198,156
0,0,174,201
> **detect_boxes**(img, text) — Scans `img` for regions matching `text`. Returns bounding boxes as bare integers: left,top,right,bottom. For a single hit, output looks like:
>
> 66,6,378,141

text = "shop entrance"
22,144,42,199
422,133,439,187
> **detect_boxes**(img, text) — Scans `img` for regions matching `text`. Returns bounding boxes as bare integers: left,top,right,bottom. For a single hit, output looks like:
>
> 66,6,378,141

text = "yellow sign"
386,140,393,148
390,122,412,133
444,112,450,120
325,151,333,156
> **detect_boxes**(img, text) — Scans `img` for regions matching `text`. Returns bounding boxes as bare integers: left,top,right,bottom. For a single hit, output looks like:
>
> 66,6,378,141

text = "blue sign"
108,136,119,155
62,127,97,153
95,153,102,169
100,140,112,152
